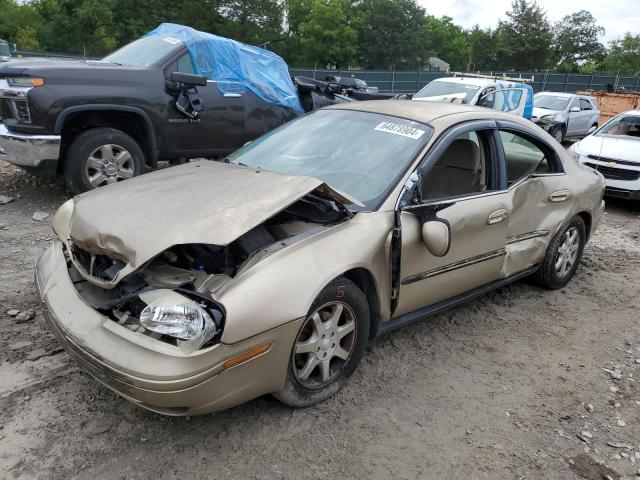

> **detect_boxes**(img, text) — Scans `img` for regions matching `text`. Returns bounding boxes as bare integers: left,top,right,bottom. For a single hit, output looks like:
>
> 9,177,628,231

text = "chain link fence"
289,67,640,94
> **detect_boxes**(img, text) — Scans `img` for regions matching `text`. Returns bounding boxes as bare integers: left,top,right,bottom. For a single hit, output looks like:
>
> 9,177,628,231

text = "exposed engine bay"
65,190,351,350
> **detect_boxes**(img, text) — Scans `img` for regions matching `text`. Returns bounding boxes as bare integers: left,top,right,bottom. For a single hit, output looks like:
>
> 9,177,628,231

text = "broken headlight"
140,302,216,354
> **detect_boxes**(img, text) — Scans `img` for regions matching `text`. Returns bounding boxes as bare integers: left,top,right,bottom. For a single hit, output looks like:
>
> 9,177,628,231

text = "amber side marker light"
223,343,272,369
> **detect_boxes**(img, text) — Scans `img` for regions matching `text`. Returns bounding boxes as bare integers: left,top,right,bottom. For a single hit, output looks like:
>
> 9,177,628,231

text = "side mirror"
569,106,581,113
170,71,208,86
422,220,451,257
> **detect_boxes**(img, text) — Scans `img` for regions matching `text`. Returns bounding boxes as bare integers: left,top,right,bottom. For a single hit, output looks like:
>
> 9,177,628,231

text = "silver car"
532,92,600,142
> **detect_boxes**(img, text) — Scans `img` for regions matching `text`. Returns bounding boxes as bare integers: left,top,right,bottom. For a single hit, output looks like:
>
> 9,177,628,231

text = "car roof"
328,100,531,127
535,91,573,98
431,76,494,87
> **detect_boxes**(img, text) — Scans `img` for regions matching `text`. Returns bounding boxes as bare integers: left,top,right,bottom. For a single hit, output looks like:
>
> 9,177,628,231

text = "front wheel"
534,216,586,289
551,125,565,143
273,277,370,408
64,127,145,193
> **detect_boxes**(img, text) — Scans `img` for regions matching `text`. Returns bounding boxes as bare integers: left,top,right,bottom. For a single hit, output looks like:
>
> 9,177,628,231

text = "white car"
413,76,533,119
569,110,640,200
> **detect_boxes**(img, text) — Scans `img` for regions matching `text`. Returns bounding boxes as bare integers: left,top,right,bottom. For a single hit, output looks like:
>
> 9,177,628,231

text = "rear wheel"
273,277,370,408
64,127,145,193
534,216,586,289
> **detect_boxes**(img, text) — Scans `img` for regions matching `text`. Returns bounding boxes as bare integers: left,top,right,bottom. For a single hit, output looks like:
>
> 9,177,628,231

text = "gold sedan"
36,101,605,415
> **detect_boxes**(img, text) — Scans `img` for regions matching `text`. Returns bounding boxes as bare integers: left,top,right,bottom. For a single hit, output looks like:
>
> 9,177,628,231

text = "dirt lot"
1,159,639,480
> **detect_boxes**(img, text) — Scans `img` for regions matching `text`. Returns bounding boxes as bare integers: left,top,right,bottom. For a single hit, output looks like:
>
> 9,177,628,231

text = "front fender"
216,212,394,344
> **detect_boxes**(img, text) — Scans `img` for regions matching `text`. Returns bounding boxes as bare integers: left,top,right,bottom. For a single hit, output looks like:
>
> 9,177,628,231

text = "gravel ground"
1,159,639,480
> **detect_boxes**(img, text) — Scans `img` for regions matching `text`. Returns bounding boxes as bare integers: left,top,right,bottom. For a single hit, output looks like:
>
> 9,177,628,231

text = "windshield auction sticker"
375,122,425,140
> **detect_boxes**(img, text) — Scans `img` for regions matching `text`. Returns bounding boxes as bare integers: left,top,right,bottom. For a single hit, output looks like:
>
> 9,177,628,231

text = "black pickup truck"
0,25,349,193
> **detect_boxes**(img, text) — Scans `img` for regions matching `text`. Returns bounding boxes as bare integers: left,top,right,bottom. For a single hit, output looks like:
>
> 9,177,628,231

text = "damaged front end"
54,180,352,354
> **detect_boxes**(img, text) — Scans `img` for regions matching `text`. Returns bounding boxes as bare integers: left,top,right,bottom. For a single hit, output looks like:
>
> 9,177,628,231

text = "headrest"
438,139,481,171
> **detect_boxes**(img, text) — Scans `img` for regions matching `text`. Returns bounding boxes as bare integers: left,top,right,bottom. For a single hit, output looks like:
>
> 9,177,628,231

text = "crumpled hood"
67,160,351,271
577,135,640,164
531,107,561,120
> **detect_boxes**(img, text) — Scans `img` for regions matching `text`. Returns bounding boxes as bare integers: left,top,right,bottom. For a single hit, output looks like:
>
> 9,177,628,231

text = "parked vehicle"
324,75,379,93
0,40,11,62
412,75,534,119
532,92,600,143
569,110,640,200
37,100,605,415
0,24,346,193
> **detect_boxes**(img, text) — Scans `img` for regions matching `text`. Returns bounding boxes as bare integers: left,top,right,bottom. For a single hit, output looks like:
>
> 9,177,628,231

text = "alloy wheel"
293,301,357,388
555,226,580,278
86,144,134,188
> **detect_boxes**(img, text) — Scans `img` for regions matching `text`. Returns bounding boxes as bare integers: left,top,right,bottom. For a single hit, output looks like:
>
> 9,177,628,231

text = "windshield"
102,36,183,67
597,114,640,140
228,110,432,208
414,81,480,104
534,95,570,111
0,42,10,57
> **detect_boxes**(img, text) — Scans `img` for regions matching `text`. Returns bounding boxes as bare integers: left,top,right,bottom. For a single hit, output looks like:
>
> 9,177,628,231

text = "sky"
419,0,640,42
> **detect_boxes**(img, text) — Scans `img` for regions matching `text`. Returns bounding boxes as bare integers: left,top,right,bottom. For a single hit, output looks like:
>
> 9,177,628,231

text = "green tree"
424,16,468,71
353,0,427,69
496,0,553,70
0,0,42,48
297,0,356,68
467,26,499,71
601,33,640,75
553,10,605,71
35,0,118,56
16,26,41,50
218,0,283,45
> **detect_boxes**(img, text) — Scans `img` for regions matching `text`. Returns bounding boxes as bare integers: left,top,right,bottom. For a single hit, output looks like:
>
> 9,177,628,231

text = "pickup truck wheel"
64,128,145,193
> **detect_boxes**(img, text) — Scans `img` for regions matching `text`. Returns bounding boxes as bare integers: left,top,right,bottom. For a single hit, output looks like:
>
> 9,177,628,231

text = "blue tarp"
147,23,303,113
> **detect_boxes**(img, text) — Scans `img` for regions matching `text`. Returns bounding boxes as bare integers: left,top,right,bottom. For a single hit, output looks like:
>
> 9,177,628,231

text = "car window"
176,52,195,74
579,99,591,110
103,36,183,67
534,95,570,110
499,131,551,185
569,98,580,110
228,110,433,209
414,81,480,104
598,114,640,139
421,131,490,201
479,88,523,113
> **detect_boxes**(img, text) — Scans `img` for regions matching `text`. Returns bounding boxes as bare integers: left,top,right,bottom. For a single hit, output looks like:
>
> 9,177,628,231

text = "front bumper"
0,123,61,167
35,241,302,415
580,158,640,201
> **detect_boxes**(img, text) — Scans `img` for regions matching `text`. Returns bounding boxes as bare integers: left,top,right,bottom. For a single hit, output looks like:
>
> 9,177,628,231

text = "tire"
552,125,565,143
63,127,145,194
534,215,586,290
273,277,370,408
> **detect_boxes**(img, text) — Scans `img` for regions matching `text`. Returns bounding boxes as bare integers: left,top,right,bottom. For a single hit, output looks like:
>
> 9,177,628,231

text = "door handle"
548,190,570,203
223,93,243,98
487,209,508,225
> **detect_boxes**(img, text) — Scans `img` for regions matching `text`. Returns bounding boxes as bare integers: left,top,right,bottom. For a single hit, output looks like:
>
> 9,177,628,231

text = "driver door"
164,50,247,155
394,123,510,316
478,87,528,117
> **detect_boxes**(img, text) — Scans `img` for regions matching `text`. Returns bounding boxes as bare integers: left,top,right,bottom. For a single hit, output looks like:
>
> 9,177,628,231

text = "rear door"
496,122,572,276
